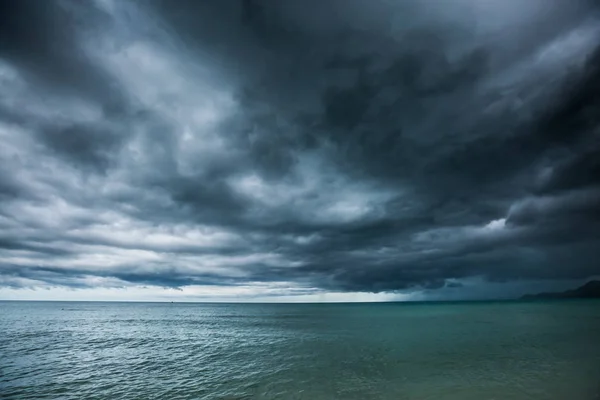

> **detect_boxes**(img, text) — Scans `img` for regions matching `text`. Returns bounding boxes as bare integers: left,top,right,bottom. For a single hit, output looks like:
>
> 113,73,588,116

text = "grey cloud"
1,0,600,298
39,123,127,172
0,0,127,109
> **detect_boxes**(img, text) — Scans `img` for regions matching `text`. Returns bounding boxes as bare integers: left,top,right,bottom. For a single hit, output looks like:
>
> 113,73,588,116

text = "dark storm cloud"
38,123,126,172
0,0,127,108
1,0,600,298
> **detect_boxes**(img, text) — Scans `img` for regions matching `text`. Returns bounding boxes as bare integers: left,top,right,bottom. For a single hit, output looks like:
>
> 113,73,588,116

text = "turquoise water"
1,300,599,399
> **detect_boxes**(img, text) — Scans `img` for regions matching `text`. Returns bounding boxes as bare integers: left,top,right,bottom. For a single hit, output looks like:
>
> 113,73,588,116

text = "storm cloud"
1,0,600,300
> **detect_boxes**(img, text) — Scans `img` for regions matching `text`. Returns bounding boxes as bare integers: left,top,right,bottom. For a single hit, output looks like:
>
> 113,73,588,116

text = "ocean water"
1,300,599,400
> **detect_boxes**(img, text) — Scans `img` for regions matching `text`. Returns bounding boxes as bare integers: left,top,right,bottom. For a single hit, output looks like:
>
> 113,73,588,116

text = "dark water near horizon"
1,300,600,399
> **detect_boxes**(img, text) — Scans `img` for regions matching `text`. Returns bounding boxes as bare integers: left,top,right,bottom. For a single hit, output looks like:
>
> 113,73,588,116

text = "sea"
1,300,599,400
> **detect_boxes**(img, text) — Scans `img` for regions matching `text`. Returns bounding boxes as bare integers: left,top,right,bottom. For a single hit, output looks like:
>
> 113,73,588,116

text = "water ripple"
1,301,600,399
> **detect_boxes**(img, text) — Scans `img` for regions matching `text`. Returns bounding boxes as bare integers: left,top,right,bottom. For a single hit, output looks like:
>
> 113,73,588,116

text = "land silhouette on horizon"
521,280,600,300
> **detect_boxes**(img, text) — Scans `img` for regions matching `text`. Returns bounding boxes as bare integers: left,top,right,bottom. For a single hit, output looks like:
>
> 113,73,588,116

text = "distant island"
521,280,600,300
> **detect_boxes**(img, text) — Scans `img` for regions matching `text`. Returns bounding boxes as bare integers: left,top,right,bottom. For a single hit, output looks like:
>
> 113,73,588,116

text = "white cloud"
484,218,506,231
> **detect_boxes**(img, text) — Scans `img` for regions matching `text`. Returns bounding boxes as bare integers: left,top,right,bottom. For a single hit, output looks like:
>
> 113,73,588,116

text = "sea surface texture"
1,300,600,399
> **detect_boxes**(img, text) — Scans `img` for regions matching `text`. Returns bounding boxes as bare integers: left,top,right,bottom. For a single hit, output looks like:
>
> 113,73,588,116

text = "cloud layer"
1,0,600,300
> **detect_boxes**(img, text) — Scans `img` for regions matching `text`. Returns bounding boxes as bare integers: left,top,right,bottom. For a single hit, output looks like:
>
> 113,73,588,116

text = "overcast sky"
1,0,599,302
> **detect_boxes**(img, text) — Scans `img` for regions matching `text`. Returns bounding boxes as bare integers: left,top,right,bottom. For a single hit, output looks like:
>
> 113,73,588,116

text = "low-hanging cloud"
1,0,599,299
